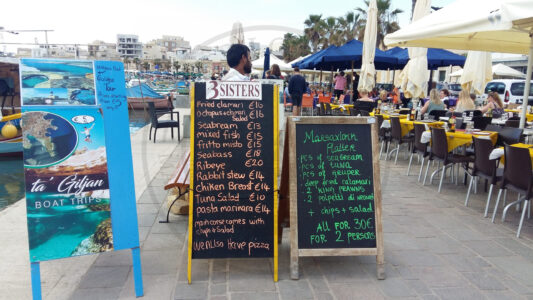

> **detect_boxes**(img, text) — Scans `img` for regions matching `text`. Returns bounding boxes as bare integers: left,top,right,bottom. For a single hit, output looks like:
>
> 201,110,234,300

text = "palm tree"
281,33,310,62
194,61,203,73
142,61,150,72
342,11,363,42
355,0,403,49
173,61,181,72
122,57,130,69
133,58,140,70
304,14,326,52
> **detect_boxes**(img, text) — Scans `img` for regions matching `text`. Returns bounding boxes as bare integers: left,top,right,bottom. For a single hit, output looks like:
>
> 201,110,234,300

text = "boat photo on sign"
22,108,113,262
20,58,96,106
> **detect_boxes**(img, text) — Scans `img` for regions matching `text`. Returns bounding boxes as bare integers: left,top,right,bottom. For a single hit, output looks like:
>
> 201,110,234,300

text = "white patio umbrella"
252,54,293,72
358,0,378,92
384,0,533,128
460,51,493,95
492,63,526,78
450,63,526,78
399,0,432,100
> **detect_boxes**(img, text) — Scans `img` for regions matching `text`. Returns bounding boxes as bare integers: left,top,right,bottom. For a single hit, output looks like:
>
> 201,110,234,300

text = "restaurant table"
381,119,445,137
504,109,533,122
421,130,498,152
370,112,408,120
489,143,533,167
314,103,354,115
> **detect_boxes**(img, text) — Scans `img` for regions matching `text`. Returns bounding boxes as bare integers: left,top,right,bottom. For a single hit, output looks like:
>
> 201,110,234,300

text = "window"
510,82,533,96
485,82,505,94
438,70,446,82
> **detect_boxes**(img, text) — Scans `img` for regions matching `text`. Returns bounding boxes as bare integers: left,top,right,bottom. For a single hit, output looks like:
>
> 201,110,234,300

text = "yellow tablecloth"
400,120,444,137
499,143,533,167
446,131,498,152
504,109,533,122
330,104,353,114
370,113,408,120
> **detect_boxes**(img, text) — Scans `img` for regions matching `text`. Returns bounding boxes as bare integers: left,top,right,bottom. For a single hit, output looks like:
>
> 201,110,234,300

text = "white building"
143,42,168,60
88,40,120,60
117,34,142,58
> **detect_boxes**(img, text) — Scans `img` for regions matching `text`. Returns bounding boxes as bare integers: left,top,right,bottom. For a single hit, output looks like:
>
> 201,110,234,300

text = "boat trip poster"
21,107,113,262
20,58,96,106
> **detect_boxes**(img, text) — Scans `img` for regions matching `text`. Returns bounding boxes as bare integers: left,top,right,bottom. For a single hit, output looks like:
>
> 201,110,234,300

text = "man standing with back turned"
222,44,252,81
288,67,307,116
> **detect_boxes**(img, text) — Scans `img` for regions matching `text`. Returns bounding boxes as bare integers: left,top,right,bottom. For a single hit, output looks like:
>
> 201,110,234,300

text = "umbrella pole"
351,61,354,93
520,38,533,129
330,67,334,94
319,69,323,89
428,69,433,96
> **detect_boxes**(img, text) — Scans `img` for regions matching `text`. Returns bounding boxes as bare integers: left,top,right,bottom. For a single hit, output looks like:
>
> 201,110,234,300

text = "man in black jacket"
288,67,307,116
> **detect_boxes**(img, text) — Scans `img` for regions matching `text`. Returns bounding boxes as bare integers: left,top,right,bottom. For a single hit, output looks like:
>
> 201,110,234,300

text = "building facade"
117,34,142,58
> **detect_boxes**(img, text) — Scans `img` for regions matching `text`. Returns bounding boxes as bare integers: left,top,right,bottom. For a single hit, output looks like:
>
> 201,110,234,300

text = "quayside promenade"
2,122,533,300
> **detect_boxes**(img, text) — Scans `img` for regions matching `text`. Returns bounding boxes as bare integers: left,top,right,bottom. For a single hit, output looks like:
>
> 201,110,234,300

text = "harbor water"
0,111,150,211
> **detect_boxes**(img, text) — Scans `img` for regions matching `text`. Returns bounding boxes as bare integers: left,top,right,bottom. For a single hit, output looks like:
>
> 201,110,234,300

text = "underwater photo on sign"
20,58,96,106
22,108,113,262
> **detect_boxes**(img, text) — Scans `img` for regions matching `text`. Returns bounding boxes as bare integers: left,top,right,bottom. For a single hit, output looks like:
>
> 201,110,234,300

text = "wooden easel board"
287,116,384,280
188,82,279,282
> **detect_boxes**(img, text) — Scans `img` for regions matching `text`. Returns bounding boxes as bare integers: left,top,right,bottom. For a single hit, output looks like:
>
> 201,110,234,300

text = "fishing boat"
0,58,22,156
126,83,171,110
0,113,22,156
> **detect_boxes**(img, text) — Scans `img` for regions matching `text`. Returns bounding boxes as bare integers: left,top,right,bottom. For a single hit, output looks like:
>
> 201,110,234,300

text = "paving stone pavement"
29,131,533,299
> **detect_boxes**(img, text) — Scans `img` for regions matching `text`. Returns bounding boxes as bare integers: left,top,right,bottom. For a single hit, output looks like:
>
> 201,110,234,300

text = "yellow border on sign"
273,85,279,282
187,85,195,284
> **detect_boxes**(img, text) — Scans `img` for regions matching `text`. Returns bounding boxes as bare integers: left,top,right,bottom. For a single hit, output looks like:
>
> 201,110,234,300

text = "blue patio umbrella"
298,45,339,70
263,47,270,79
384,47,466,70
320,39,399,70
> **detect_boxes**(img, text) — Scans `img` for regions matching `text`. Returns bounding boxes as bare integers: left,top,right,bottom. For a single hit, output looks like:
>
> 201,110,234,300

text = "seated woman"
378,89,389,103
454,89,476,112
357,89,374,102
420,89,446,115
480,92,505,115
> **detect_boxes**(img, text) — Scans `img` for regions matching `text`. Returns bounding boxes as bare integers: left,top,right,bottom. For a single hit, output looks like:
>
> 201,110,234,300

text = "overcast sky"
2,0,455,51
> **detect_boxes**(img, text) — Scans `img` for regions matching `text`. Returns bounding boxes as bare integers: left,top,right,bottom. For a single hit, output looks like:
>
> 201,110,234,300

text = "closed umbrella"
263,47,270,79
460,51,493,95
384,0,533,128
358,0,378,92
399,0,431,100
230,22,245,44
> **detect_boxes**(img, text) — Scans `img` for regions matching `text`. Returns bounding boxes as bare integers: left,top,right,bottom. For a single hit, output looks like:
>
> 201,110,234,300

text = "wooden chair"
148,101,180,143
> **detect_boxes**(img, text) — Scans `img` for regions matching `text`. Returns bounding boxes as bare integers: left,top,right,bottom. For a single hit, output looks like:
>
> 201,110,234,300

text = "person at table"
420,88,446,115
439,88,450,109
480,92,505,115
378,89,389,103
357,89,374,102
454,89,476,112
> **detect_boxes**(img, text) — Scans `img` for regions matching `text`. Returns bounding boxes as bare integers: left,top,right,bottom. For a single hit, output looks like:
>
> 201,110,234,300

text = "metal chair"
499,127,523,145
148,101,180,143
465,137,503,217
472,116,492,130
387,117,414,164
492,145,533,238
377,115,389,159
407,123,429,182
505,119,520,128
428,109,447,120
424,127,474,192
464,110,482,117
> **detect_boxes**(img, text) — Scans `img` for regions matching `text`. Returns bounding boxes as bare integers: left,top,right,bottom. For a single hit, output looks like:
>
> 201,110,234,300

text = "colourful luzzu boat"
0,113,22,156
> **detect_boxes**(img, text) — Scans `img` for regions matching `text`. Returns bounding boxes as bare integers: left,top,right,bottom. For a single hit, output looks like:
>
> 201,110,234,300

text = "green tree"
280,33,310,62
133,58,140,70
304,14,326,52
194,61,203,73
356,0,403,49
142,61,150,71
122,57,130,69
173,61,181,72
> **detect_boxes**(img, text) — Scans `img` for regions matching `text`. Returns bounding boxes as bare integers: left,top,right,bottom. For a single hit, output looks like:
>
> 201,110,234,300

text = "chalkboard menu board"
188,82,278,281
287,117,384,280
